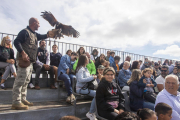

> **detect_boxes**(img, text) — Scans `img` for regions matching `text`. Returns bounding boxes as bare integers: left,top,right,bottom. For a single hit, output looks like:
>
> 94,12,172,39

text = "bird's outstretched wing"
41,11,57,27
56,22,80,38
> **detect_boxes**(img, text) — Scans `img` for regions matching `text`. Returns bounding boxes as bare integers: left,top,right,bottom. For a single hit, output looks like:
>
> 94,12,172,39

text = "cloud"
1,0,180,59
153,45,180,57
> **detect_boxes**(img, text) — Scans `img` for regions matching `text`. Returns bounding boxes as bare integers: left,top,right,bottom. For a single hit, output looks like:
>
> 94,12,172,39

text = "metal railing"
0,32,177,64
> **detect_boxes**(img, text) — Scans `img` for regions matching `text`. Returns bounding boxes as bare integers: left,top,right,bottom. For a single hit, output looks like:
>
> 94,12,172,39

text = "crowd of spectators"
1,35,180,120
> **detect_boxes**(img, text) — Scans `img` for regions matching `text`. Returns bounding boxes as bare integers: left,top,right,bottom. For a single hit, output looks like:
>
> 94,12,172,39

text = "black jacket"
0,46,14,62
96,78,125,112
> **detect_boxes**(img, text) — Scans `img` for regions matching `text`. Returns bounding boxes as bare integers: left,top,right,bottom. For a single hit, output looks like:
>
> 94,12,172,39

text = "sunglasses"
145,62,148,64
6,39,11,42
161,70,167,72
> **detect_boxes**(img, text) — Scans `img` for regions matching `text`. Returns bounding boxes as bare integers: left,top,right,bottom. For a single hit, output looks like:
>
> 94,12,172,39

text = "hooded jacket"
96,78,125,112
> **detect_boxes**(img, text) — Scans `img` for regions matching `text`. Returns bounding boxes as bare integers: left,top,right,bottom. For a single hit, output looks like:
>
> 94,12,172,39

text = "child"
128,69,155,111
112,56,120,77
155,103,172,120
96,65,105,84
137,108,157,120
138,68,157,103
172,67,178,75
104,61,110,68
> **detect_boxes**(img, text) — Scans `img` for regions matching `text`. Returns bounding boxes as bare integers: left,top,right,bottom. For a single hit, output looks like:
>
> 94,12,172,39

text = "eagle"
41,11,80,39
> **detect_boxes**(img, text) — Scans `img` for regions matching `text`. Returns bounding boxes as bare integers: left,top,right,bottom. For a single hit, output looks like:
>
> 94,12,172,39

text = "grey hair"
165,75,179,84
161,65,169,71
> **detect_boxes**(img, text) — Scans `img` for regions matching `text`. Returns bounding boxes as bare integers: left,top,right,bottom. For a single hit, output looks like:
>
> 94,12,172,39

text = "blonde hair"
142,68,152,76
1,36,12,49
127,69,141,85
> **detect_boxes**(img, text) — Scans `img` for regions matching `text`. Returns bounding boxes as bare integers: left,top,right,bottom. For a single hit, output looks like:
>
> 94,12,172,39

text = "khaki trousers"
12,61,33,104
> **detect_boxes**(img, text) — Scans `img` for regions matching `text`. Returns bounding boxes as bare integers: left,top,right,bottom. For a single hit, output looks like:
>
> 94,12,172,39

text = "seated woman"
96,67,125,120
75,54,97,120
95,53,106,74
0,36,17,89
128,69,154,111
90,49,99,63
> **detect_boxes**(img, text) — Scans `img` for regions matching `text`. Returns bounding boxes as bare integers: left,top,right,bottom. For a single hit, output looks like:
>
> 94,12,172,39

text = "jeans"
58,73,75,96
76,88,96,113
0,62,16,80
143,101,155,110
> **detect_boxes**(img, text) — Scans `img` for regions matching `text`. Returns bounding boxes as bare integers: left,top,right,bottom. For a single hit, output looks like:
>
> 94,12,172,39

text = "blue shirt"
169,64,174,74
118,68,132,87
155,89,180,120
109,56,114,66
57,54,75,76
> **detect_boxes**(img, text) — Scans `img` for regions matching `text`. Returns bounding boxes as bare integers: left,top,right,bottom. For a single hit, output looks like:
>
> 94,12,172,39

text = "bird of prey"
41,11,80,39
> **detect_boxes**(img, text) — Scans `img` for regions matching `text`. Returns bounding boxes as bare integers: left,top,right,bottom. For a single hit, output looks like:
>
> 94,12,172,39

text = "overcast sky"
0,0,180,61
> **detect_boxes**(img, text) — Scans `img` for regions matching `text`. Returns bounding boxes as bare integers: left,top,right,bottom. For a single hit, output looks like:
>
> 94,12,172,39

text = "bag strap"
79,83,90,95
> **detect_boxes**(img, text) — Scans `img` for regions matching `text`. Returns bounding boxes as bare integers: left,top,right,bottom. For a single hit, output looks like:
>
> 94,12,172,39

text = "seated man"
118,61,132,89
50,44,62,88
119,56,131,70
105,50,110,61
58,52,78,104
73,52,96,75
140,59,150,71
33,40,56,89
154,62,161,77
155,74,180,120
155,65,169,92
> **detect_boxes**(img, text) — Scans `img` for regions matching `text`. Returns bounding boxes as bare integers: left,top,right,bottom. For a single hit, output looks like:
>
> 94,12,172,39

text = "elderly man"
118,61,132,89
119,56,131,70
155,75,180,120
155,65,169,92
73,52,96,75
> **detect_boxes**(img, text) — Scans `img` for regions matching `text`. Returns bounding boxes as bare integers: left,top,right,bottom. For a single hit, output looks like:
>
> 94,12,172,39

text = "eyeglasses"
145,62,148,64
161,70,167,72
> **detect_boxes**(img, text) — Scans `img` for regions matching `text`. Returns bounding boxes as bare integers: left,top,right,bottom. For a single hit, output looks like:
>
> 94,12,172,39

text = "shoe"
66,94,75,104
29,83,35,89
66,96,71,103
86,112,97,120
22,100,33,106
1,83,6,90
55,82,59,88
50,85,57,89
35,85,40,90
11,103,29,110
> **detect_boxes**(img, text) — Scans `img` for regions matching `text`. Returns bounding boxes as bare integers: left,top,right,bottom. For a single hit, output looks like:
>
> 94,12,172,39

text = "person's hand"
66,69,69,75
6,59,15,64
119,109,124,114
143,79,147,83
93,75,97,79
44,64,50,70
146,84,151,87
114,109,119,114
47,29,60,38
21,51,29,62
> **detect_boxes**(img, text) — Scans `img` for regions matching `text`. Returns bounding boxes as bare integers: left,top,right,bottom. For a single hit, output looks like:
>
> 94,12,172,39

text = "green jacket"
73,59,96,75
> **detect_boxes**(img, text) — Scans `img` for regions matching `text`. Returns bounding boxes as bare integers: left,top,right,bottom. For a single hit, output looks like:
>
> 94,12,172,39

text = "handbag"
87,79,98,90
107,101,119,108
18,58,31,68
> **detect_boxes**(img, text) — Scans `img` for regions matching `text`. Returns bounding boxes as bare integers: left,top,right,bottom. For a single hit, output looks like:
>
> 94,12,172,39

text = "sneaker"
11,103,29,110
66,96,71,103
22,100,33,106
1,83,6,90
86,112,97,120
55,82,59,88
29,83,35,89
70,94,75,104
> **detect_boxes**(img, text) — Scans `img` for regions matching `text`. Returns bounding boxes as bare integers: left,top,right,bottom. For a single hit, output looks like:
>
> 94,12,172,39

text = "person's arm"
14,30,28,53
73,59,78,71
130,82,145,98
36,33,48,40
46,52,50,65
151,77,157,87
137,77,147,87
91,60,96,75
36,56,44,66
76,68,94,83
96,84,115,112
